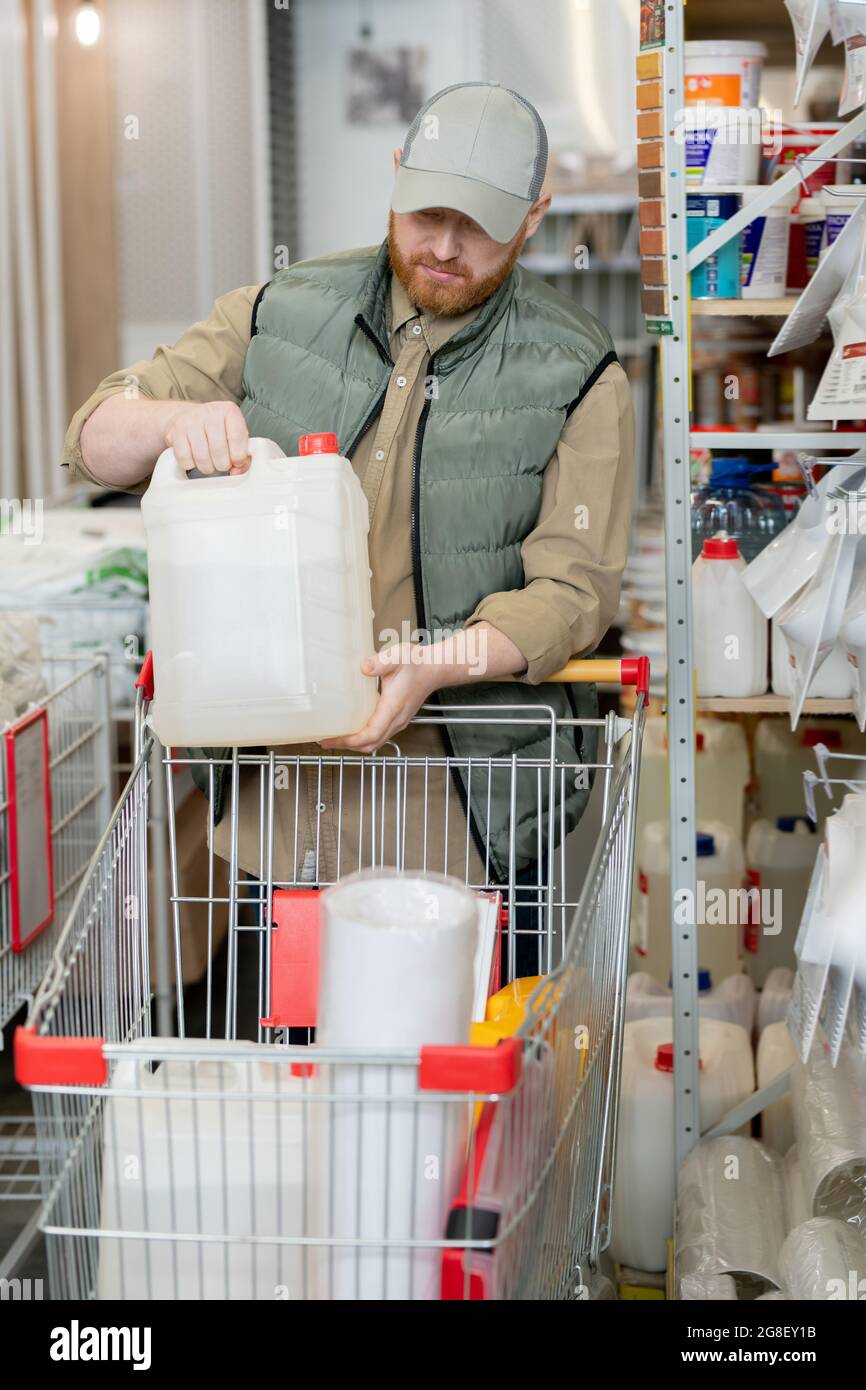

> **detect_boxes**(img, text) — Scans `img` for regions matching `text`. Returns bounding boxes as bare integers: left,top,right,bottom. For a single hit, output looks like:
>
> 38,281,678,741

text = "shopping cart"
15,652,647,1301
0,652,113,1043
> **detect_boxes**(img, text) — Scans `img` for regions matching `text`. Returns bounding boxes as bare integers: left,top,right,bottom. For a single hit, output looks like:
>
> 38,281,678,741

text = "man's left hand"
319,643,439,754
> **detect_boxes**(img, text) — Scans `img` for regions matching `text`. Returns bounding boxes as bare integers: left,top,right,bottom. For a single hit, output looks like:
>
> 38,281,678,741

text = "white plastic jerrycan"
693,534,768,697
744,816,819,985
141,433,377,747
611,1017,754,1272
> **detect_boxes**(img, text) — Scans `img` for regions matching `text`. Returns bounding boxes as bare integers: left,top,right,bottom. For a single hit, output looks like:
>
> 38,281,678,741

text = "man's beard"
387,210,524,315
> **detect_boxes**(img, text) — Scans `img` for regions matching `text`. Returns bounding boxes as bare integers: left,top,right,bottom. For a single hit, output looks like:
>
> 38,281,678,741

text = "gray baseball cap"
391,82,548,244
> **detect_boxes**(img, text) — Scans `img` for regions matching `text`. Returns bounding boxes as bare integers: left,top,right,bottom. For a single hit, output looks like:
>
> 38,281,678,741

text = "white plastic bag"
0,612,46,718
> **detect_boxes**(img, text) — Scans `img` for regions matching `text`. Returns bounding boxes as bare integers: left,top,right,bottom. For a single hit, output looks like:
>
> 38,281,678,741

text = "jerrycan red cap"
654,1042,702,1072
298,432,339,456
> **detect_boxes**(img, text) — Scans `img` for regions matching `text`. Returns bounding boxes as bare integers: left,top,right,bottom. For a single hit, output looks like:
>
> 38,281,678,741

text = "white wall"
293,0,639,259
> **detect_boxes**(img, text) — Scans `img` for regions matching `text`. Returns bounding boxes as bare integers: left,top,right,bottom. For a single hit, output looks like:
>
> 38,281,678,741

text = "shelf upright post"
659,2,701,1166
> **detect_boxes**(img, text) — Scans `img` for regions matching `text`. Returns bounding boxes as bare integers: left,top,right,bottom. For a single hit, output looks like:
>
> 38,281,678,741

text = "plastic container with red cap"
141,433,377,747
693,530,769,697
610,1015,755,1272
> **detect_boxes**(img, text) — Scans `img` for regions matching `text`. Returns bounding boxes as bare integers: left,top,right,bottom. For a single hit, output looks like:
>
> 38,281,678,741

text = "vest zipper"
345,383,388,459
410,351,435,631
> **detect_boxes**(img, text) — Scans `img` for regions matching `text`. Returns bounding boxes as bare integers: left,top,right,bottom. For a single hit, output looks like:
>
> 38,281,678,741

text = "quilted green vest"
209,240,617,880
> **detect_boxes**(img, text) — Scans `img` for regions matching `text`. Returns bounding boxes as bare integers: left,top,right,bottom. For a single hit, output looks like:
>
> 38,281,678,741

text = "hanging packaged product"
808,213,866,419
743,459,866,618
821,184,866,255
841,541,866,728
685,107,763,187
769,196,866,357
684,41,767,110
687,193,741,300
784,0,833,107
771,620,853,697
740,188,796,299
838,2,866,116
693,535,769,696
775,521,860,727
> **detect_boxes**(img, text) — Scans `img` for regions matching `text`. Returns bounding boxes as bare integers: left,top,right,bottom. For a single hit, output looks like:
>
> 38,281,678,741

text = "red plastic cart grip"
135,651,155,702
620,655,650,699
260,889,321,1031
419,1036,522,1094
14,1027,108,1087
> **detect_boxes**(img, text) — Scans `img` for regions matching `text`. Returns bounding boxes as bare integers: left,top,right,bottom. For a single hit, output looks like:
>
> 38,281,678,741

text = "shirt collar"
388,271,483,357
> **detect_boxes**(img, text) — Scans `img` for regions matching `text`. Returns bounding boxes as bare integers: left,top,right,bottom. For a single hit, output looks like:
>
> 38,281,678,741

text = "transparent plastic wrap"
676,1136,787,1298
778,1217,866,1298
679,1273,737,1300
0,611,46,716
789,1038,866,1227
784,1145,812,1231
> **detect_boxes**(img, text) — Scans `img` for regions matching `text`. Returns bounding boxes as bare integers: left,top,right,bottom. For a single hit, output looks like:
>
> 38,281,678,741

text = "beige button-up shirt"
63,261,634,888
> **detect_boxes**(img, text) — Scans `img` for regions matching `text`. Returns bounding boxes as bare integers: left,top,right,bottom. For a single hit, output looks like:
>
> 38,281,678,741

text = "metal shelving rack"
657,4,866,1169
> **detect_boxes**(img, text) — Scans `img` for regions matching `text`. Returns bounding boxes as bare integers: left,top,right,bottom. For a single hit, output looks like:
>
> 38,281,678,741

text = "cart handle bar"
135,651,649,701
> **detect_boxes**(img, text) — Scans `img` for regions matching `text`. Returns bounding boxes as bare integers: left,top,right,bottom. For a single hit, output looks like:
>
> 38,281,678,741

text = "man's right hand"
164,401,251,475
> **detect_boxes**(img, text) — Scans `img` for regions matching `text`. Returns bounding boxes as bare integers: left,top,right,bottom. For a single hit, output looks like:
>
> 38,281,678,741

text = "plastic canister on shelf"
754,718,866,832
757,1021,798,1154
757,965,795,1036
626,969,756,1036
821,184,866,252
685,107,763,187
685,40,767,110
636,716,750,848
693,535,769,697
740,188,796,299
687,193,741,301
771,619,853,698
745,818,819,985
691,458,788,563
611,1018,755,1273
633,820,746,983
793,196,827,289
762,122,844,202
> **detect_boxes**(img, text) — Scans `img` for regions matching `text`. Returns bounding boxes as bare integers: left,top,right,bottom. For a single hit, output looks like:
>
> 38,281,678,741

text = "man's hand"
319,622,528,754
320,644,438,754
164,401,251,475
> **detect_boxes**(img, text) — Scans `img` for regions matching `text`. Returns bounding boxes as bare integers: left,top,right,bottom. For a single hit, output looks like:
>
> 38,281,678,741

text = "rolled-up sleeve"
62,284,262,491
464,361,634,683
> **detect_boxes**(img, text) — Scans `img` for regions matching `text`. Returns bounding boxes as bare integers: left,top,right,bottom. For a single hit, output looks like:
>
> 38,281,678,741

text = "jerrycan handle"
149,436,286,486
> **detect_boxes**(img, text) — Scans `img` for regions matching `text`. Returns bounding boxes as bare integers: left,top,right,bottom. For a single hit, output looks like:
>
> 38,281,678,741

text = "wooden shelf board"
696,696,855,715
690,298,799,317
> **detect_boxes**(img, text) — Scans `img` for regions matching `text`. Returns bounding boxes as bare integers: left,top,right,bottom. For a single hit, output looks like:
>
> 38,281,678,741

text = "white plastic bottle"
744,817,820,985
141,433,377,747
611,1017,754,1272
633,820,746,982
693,535,768,697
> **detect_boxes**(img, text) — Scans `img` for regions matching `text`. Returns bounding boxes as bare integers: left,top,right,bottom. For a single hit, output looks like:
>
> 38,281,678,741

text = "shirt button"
396,375,407,388
412,324,422,335
375,449,385,461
